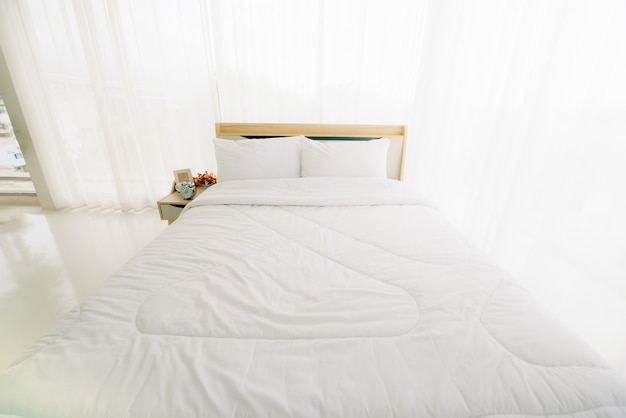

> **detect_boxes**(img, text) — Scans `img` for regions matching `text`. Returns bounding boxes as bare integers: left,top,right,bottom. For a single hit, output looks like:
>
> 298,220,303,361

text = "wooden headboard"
215,123,408,181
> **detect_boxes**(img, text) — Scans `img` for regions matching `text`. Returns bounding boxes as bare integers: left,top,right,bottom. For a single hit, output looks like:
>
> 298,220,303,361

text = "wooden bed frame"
215,123,408,181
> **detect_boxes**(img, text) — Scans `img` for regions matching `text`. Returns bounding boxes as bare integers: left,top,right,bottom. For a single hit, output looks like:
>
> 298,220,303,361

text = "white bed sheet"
1,178,625,417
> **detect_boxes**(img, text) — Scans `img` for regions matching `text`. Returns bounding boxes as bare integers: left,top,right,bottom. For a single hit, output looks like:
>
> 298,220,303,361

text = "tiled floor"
0,205,625,379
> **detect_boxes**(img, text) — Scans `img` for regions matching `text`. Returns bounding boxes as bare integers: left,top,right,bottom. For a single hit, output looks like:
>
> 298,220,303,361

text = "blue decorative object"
175,181,196,200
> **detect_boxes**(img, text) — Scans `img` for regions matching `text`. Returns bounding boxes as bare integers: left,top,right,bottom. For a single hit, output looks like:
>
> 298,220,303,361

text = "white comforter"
1,178,625,417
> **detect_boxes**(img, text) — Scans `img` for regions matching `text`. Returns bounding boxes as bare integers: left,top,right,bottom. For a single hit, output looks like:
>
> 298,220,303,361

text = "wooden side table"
157,184,207,224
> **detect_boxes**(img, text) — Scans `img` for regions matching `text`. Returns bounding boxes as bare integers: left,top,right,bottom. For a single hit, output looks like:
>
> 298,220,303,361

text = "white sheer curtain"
1,0,625,367
0,0,219,210
408,0,626,367
209,0,426,124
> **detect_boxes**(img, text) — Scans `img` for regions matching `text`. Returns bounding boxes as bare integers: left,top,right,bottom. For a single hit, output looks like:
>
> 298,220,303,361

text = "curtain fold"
410,0,626,282
209,0,425,124
0,0,220,210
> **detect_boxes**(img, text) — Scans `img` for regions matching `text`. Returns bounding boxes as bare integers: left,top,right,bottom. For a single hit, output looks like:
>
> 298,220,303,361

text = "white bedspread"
1,178,625,417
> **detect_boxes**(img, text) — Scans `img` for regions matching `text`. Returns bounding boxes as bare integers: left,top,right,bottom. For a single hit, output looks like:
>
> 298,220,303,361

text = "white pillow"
213,136,302,181
301,137,389,178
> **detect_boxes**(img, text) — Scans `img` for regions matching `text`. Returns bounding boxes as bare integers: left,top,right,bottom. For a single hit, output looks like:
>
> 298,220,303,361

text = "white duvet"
1,178,625,417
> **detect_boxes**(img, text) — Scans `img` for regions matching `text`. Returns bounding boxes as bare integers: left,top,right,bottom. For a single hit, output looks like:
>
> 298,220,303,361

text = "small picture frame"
173,168,193,185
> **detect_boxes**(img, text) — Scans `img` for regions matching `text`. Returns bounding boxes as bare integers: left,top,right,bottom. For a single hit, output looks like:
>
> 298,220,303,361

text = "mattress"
1,178,625,417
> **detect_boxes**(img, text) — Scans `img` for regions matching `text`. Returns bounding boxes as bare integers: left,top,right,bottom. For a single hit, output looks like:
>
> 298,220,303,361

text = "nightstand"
157,185,207,224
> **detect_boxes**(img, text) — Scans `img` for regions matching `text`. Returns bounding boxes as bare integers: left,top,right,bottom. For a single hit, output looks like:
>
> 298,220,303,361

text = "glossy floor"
0,205,166,370
0,205,625,378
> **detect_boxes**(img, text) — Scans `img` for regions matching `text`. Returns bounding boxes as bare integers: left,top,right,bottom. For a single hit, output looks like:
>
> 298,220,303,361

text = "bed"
0,123,625,417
